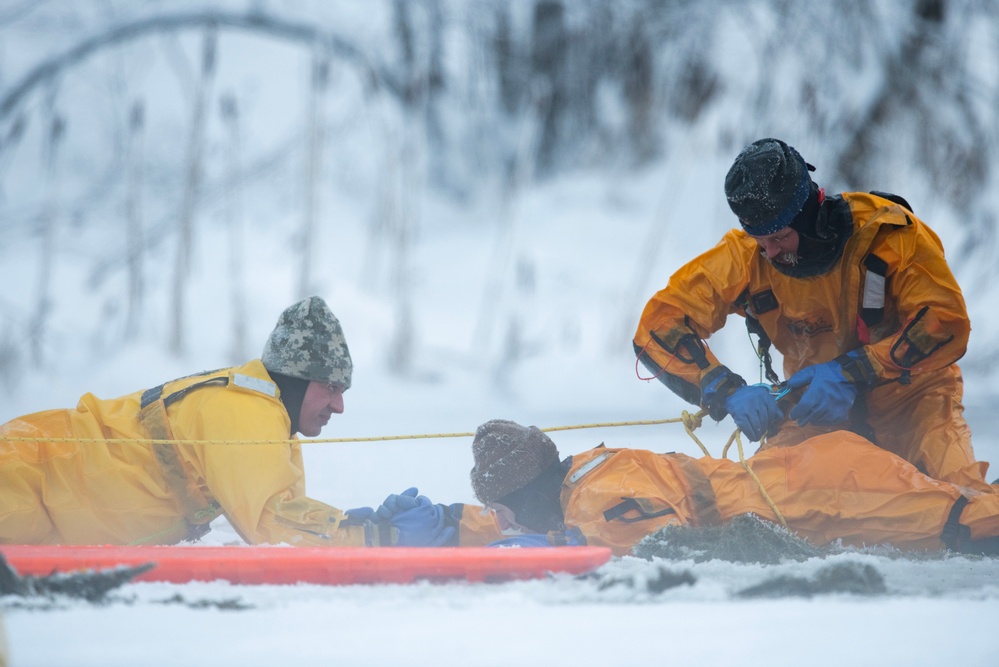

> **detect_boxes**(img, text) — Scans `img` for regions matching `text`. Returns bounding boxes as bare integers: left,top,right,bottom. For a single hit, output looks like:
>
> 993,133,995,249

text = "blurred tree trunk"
493,3,520,116
220,93,247,363
387,0,419,376
299,50,330,300
422,0,448,190
169,27,216,356
473,94,541,374
30,89,63,367
0,115,27,205
123,100,144,341
623,17,657,163
530,0,566,175
387,178,415,377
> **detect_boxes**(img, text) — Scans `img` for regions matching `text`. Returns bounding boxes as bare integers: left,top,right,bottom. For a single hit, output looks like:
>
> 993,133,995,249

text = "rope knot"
680,409,704,432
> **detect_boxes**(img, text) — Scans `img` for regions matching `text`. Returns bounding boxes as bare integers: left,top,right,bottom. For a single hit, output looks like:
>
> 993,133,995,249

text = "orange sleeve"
562,451,693,556
455,504,505,546
634,230,756,409
860,219,969,380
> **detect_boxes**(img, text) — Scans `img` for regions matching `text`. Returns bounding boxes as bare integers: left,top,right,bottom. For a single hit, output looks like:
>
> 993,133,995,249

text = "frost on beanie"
470,419,559,504
724,138,814,236
261,296,353,389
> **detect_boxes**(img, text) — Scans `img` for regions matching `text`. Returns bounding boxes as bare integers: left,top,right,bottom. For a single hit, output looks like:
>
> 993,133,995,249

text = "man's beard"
761,249,799,266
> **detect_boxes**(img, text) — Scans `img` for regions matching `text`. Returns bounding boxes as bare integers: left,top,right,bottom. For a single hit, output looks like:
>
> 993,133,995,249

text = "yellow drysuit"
0,360,374,546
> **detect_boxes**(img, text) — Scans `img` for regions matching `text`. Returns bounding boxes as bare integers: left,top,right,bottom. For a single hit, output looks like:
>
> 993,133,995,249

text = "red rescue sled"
0,545,612,585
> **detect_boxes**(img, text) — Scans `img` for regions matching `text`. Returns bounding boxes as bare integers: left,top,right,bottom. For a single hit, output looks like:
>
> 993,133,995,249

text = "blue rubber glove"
341,506,375,526
373,487,421,522
724,384,783,441
488,534,553,548
786,360,857,426
392,496,457,547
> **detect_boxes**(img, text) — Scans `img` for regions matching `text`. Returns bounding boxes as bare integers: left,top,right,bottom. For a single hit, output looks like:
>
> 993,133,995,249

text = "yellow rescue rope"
2,409,787,528
722,431,788,529
0,414,706,446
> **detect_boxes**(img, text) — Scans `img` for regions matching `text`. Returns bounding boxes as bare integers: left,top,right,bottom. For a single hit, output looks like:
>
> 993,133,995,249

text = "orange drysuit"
635,192,991,492
0,359,500,547
537,431,999,557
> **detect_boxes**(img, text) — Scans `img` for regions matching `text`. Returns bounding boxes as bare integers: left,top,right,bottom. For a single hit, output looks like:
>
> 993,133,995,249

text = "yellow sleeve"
176,388,370,546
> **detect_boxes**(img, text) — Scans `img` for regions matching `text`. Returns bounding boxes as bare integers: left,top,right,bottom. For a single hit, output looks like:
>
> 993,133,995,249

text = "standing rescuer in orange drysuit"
634,138,993,493
467,420,999,557
0,296,495,547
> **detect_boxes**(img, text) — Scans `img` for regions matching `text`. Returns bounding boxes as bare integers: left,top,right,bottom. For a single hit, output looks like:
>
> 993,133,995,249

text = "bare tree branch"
0,9,386,120
0,0,52,27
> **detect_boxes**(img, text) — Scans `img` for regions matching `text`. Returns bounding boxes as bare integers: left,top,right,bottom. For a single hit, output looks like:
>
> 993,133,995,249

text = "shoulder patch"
750,290,779,315
231,373,278,397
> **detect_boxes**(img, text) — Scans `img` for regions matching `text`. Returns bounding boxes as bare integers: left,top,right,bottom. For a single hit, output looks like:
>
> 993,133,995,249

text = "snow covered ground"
6,544,999,666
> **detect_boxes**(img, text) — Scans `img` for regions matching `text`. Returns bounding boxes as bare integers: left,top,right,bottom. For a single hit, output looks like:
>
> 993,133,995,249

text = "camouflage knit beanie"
470,419,559,504
261,296,353,389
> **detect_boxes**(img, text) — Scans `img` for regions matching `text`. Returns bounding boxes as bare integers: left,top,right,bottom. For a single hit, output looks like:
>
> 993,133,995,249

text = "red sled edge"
0,545,613,585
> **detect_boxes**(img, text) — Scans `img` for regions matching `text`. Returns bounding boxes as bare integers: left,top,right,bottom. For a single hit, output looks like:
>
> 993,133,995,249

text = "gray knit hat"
470,419,559,504
261,296,352,389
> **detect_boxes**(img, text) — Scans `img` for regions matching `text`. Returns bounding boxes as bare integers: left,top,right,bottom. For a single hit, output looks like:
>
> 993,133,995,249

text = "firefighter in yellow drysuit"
0,296,496,547
465,420,999,557
634,138,993,493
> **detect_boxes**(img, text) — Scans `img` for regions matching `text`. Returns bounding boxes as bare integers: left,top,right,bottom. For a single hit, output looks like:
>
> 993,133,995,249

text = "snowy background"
2,1,999,665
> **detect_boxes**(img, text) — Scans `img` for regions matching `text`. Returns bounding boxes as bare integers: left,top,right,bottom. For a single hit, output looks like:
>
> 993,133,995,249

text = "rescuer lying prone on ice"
0,296,493,548
387,419,999,557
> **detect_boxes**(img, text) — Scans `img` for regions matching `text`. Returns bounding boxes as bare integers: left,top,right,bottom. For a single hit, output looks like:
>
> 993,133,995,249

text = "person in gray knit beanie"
262,295,352,389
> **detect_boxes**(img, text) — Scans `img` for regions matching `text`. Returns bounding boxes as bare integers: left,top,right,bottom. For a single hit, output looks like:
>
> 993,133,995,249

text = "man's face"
753,226,800,265
298,381,345,437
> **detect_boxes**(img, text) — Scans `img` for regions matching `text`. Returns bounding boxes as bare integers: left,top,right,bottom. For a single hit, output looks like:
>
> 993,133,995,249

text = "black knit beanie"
725,138,815,236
